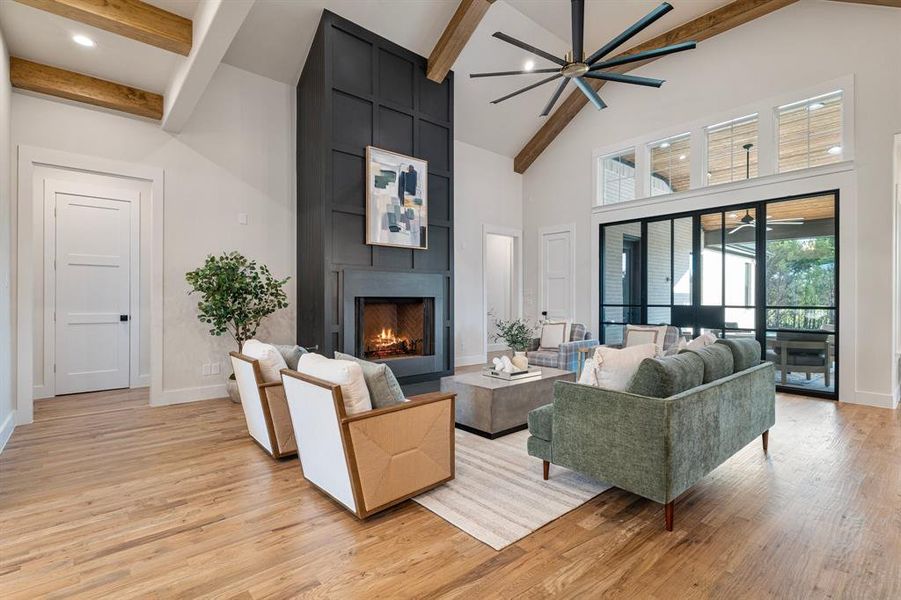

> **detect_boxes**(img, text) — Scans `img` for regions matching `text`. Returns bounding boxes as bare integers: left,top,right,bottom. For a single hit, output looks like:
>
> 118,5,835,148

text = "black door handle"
120,315,129,322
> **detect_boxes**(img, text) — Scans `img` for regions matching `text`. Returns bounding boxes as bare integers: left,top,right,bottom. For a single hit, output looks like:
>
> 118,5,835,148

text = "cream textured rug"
413,429,611,550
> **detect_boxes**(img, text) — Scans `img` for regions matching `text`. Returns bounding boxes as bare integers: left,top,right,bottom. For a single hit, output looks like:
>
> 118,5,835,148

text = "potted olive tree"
186,251,289,402
491,317,536,370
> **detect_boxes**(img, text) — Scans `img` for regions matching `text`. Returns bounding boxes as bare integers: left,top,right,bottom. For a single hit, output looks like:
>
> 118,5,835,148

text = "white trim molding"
0,409,15,454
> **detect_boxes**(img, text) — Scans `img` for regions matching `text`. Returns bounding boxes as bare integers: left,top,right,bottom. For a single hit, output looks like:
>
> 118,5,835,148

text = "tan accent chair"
229,352,297,459
281,368,455,519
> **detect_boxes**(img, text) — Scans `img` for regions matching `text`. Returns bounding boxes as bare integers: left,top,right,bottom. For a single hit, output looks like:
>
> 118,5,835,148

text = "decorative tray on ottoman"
481,366,543,381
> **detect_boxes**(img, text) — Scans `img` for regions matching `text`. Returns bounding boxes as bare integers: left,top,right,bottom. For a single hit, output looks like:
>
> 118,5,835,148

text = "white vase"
511,351,529,371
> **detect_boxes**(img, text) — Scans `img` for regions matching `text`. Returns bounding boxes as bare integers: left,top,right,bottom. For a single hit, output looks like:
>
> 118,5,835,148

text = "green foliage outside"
766,236,835,330
186,252,290,351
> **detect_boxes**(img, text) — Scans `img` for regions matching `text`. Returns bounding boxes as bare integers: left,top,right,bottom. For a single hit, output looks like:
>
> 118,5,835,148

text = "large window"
706,114,758,185
597,149,636,205
649,133,691,196
599,191,838,398
777,91,843,173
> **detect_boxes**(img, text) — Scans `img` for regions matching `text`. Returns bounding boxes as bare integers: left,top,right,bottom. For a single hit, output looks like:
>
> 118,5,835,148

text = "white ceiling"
0,0,732,158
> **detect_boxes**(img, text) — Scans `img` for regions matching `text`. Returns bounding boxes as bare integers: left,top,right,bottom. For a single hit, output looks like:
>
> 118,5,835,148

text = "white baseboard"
845,389,898,410
155,383,228,406
456,353,487,367
33,384,52,400
0,410,16,454
131,373,151,388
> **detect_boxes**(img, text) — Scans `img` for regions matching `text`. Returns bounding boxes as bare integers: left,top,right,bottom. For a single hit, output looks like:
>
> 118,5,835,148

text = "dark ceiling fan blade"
541,78,569,117
589,41,697,71
582,71,664,88
571,0,584,62
492,32,566,66
573,77,606,110
470,68,560,78
585,2,673,66
490,74,562,104
728,224,752,235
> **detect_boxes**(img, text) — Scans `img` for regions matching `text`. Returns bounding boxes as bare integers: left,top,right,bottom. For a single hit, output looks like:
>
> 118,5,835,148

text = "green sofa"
527,338,775,531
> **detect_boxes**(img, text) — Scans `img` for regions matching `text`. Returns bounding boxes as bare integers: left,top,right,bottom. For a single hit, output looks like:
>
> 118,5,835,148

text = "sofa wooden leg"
542,460,549,481
762,430,769,453
664,501,674,531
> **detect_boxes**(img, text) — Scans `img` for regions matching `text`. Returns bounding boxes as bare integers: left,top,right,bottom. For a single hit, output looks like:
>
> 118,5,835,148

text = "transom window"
649,133,691,196
706,114,758,185
597,149,636,206
777,91,843,173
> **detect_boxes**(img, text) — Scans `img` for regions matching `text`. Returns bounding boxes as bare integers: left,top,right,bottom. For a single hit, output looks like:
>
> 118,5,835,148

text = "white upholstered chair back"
230,353,274,454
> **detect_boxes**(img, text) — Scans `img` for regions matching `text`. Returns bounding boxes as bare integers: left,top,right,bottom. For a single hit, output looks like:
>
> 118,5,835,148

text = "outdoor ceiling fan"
470,1,697,116
728,209,805,235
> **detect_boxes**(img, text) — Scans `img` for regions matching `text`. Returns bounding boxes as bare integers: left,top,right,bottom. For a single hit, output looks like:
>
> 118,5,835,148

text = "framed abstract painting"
365,146,428,250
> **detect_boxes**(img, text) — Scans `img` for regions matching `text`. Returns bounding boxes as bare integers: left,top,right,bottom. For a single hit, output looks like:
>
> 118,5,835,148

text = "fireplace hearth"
357,297,435,360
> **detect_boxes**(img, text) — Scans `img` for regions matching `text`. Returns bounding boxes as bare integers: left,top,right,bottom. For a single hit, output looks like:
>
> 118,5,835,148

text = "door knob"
120,315,129,322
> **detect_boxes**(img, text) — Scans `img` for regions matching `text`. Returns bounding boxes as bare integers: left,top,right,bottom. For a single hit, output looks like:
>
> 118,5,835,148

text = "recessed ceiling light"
808,102,824,110
827,146,842,155
660,142,670,149
72,34,95,47
523,59,535,72
678,154,686,160
729,212,738,218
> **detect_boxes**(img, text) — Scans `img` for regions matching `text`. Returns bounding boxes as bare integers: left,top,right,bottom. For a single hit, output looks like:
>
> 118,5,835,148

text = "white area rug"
413,429,610,550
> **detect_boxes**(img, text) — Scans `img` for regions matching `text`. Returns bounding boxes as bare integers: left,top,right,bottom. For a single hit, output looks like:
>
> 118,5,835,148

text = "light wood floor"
1,389,899,599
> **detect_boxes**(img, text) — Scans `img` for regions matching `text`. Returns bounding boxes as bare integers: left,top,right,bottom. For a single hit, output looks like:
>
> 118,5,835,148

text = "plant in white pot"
492,317,536,370
186,251,289,403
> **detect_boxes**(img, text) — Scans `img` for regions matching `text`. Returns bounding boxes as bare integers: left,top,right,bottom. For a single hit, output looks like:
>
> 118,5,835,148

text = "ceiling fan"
728,209,805,235
470,1,697,117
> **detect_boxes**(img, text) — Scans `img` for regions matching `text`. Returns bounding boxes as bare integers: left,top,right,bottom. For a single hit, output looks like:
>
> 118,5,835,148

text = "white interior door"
540,226,574,322
54,193,132,395
486,233,514,350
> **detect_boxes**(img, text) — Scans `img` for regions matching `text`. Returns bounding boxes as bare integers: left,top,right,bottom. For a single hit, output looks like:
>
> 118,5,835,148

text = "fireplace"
356,297,435,360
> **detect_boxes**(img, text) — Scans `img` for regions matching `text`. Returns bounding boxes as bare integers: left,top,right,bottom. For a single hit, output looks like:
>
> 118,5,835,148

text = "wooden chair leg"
542,460,549,481
762,430,769,453
664,501,674,531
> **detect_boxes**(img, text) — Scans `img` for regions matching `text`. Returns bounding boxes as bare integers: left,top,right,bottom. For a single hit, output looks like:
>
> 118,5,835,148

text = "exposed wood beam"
513,0,800,174
427,0,495,83
9,57,163,119
15,0,192,55
825,0,901,7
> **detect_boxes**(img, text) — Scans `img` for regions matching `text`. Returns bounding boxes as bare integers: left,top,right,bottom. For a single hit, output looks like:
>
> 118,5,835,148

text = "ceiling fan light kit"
471,1,697,117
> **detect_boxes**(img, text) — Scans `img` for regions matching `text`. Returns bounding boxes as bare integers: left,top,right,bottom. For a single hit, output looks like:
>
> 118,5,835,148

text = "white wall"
10,62,295,412
454,140,523,365
521,1,901,408
0,27,14,448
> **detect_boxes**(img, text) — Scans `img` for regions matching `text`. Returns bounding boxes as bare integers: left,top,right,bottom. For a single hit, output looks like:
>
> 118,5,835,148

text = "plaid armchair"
527,323,598,372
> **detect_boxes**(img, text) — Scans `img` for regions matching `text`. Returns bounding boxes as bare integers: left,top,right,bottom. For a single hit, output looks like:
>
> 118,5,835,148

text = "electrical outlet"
210,362,221,375
237,213,248,225
202,363,211,376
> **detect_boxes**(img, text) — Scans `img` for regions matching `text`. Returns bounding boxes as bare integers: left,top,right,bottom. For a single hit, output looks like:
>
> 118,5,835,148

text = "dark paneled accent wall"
297,10,454,382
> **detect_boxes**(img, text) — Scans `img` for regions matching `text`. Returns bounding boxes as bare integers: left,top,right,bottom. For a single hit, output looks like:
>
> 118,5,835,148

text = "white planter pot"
511,351,529,371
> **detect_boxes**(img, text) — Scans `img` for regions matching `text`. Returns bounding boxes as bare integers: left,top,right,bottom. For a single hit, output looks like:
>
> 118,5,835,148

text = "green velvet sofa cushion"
528,403,554,441
680,344,734,383
715,338,762,372
626,352,704,398
334,352,405,409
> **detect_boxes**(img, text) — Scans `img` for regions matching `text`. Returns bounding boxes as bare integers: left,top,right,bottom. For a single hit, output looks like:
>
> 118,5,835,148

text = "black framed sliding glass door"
599,190,838,399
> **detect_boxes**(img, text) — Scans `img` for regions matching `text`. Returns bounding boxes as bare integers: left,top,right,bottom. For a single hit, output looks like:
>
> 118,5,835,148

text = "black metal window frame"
598,189,839,400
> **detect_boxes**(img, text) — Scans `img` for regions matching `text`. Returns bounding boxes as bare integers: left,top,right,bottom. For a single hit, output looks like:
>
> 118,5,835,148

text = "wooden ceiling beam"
15,0,193,55
10,57,163,119
513,0,800,174
825,0,901,7
427,0,495,83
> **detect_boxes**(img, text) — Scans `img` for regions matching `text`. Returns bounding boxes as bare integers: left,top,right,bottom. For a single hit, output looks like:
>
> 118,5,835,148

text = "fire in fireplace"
356,297,435,360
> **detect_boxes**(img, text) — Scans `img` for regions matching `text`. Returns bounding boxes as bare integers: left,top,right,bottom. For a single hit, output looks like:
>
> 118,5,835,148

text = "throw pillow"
623,324,669,352
664,337,687,356
577,358,599,386
297,353,372,415
588,343,659,391
715,338,762,372
626,352,705,398
685,332,717,351
679,344,734,383
539,321,570,350
242,339,288,383
335,352,406,409
272,344,307,370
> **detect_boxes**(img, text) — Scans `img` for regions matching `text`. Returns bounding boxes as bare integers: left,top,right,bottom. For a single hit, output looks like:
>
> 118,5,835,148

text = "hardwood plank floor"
1,389,899,598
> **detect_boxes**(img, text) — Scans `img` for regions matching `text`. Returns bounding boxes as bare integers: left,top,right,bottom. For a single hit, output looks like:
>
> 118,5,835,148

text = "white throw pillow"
539,321,570,350
623,324,669,352
296,353,373,415
578,358,599,386
685,332,717,351
591,343,659,391
242,339,288,383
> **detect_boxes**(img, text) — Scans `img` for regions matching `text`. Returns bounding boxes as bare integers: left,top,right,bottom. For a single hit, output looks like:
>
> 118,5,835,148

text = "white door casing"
482,225,522,358
45,181,139,395
539,224,576,322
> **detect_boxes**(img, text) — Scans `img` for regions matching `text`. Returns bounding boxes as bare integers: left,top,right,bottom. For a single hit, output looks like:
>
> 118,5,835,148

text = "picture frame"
365,145,428,250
